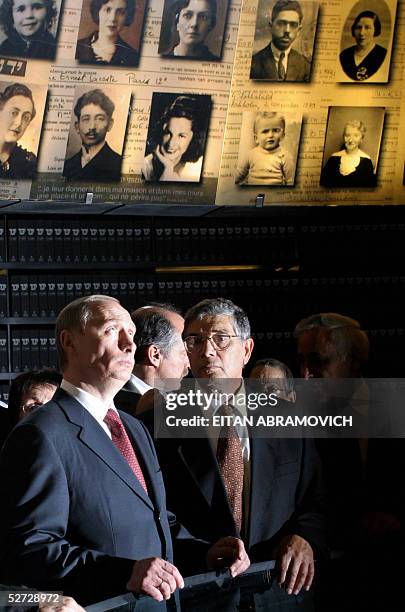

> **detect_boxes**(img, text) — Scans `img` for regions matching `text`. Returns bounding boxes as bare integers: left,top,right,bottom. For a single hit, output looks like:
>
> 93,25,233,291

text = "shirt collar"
271,42,292,61
130,374,152,394
61,379,117,421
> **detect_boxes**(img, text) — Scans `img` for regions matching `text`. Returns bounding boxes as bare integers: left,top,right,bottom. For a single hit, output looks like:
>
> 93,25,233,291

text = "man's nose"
119,329,135,351
201,337,216,357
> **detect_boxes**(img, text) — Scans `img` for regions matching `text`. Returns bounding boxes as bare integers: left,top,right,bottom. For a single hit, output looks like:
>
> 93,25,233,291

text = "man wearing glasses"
250,0,311,81
144,298,324,609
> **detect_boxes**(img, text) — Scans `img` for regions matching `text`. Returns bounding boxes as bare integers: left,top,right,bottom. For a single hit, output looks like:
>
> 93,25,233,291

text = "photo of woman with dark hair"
159,0,224,60
142,93,211,182
76,0,139,67
339,10,387,81
0,0,58,60
0,82,38,179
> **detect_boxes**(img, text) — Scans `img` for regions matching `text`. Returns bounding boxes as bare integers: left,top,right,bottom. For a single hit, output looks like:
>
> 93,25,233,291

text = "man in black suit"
142,298,325,607
250,0,311,81
63,89,122,182
294,312,402,610
0,295,184,607
116,303,190,416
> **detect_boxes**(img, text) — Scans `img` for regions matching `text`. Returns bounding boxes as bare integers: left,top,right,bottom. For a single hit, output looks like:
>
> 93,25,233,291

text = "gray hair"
131,304,181,363
294,312,369,366
56,295,119,370
184,298,251,340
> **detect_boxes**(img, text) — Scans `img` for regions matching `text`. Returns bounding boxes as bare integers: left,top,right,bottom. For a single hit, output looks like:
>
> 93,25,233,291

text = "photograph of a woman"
338,0,397,82
76,0,145,67
320,106,385,188
0,83,41,179
0,0,59,60
142,93,211,183
159,0,228,61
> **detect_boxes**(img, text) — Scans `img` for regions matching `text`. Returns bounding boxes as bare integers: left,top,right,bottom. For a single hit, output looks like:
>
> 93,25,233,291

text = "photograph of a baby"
235,110,301,186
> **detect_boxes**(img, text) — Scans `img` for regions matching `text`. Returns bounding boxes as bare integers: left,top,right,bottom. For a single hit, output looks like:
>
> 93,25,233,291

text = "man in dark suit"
63,89,122,182
0,295,184,607
116,303,190,416
142,298,325,608
250,0,311,81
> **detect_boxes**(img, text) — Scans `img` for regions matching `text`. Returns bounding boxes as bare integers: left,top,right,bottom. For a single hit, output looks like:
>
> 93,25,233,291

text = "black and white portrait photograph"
63,86,130,182
0,81,47,180
75,0,146,67
320,106,385,188
235,110,302,186
142,92,211,183
0,0,62,60
158,0,229,61
250,0,319,81
338,0,397,83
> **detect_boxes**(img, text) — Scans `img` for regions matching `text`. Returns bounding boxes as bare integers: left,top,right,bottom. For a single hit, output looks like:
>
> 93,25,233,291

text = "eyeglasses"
184,333,239,353
20,402,44,415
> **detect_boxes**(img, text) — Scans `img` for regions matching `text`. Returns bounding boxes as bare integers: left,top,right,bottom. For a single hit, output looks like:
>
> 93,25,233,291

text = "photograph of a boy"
235,111,300,186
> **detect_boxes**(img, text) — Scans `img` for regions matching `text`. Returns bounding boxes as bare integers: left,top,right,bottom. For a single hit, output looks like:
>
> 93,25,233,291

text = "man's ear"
243,338,254,366
59,329,76,354
146,344,162,368
107,118,114,132
74,121,80,136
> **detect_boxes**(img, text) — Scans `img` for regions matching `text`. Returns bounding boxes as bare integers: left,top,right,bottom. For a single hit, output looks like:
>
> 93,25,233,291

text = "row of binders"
5,220,153,264
10,329,57,374
3,274,405,329
0,219,297,265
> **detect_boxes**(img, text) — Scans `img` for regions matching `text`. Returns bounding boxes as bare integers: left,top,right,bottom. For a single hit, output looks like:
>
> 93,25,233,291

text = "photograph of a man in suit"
140,298,325,607
250,0,312,81
0,295,184,606
63,89,122,182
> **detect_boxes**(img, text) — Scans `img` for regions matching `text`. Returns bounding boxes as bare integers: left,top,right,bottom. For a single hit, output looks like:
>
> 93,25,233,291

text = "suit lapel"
177,437,236,534
263,45,278,79
55,390,154,510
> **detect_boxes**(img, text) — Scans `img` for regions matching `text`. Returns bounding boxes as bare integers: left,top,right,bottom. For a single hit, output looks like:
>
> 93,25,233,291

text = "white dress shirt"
61,379,118,439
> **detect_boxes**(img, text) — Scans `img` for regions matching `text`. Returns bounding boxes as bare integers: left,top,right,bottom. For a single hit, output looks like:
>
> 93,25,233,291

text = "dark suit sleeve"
0,424,133,603
281,438,326,558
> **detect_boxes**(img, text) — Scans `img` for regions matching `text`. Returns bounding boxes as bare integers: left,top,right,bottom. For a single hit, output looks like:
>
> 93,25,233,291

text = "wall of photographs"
0,0,404,206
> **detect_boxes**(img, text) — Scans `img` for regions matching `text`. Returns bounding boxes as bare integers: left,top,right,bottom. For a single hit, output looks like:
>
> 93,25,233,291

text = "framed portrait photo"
250,0,319,81
75,0,147,68
0,0,62,61
63,85,131,182
142,91,211,183
158,0,229,61
0,81,47,180
337,0,398,83
320,106,385,188
235,110,302,187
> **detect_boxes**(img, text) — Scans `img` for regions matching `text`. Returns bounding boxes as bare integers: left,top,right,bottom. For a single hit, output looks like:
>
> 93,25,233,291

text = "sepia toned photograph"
320,106,385,188
142,92,211,183
63,86,131,182
235,110,302,186
250,0,319,81
75,0,146,67
338,0,397,83
158,0,229,61
0,0,62,60
0,81,47,180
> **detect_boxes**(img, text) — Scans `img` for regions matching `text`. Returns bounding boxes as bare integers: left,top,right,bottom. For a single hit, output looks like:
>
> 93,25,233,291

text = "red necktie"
216,405,244,533
104,408,148,493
